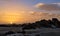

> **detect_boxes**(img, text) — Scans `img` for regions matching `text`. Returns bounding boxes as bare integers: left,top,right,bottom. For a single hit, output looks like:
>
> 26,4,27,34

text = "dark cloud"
35,3,60,11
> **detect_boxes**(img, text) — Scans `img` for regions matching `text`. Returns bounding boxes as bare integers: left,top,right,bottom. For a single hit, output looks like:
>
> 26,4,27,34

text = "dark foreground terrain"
0,27,60,36
0,18,60,36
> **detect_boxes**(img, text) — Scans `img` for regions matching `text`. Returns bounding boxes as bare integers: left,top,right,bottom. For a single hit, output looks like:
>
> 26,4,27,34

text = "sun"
2,12,21,24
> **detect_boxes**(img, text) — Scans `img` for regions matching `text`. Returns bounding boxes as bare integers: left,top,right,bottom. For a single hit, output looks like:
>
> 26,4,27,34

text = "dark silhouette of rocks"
0,18,60,36
4,31,15,35
0,18,60,29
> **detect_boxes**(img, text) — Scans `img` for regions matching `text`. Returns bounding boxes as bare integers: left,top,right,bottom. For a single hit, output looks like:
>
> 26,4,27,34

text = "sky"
0,0,60,24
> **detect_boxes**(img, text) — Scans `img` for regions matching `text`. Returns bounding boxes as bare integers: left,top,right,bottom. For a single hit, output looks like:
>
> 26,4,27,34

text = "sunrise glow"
1,12,22,24
0,0,59,24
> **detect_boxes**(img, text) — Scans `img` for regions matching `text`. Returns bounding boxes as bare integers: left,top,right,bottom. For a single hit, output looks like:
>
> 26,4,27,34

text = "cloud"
35,3,60,11
0,11,60,24
0,11,60,23
18,11,60,23
0,0,60,24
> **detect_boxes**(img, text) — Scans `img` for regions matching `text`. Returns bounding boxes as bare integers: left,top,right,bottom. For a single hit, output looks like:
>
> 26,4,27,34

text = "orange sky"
0,0,60,24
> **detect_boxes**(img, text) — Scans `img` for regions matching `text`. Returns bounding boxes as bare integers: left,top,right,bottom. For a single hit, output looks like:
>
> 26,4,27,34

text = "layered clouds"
0,0,60,24
14,12,60,23
0,11,60,24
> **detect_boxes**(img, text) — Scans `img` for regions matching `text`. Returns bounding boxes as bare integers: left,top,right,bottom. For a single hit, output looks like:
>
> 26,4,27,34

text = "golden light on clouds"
0,11,60,24
0,1,60,24
35,3,45,8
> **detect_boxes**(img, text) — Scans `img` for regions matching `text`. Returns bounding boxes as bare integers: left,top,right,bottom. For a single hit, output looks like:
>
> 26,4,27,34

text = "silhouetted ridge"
0,18,60,29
